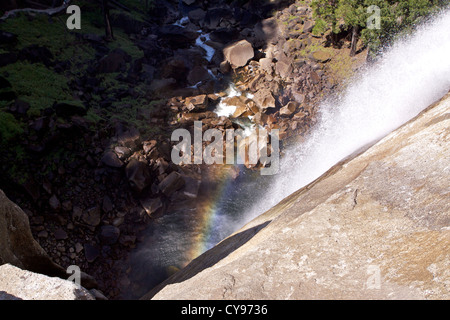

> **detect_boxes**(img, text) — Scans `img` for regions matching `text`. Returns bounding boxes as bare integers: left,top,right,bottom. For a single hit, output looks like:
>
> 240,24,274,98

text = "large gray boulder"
0,190,64,277
145,92,450,300
0,264,94,300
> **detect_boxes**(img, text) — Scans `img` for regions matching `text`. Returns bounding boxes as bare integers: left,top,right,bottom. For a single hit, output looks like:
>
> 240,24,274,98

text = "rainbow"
184,164,241,264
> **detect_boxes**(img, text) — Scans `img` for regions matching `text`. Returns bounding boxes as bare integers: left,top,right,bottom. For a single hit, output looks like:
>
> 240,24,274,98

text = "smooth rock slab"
147,92,450,300
0,264,94,300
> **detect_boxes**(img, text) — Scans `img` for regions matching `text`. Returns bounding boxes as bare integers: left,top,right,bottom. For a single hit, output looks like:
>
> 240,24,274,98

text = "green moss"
0,62,72,116
0,111,24,142
0,12,73,52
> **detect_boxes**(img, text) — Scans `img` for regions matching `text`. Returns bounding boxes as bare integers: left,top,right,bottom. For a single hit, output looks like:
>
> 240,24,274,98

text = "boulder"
96,48,131,73
185,94,208,111
187,66,211,86
0,264,94,300
53,102,87,118
140,197,163,216
223,40,254,69
0,190,64,277
18,45,53,66
312,50,332,63
188,8,206,23
125,159,153,193
279,101,299,116
253,88,276,110
146,92,450,300
101,151,124,168
158,172,185,197
0,52,17,67
0,31,17,44
81,206,102,227
259,57,273,74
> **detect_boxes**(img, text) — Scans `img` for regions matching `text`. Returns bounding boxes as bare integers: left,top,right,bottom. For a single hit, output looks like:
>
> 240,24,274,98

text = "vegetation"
312,0,450,56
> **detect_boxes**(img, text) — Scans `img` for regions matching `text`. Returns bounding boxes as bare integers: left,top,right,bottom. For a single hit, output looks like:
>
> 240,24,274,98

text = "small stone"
49,195,61,211
102,195,114,213
75,243,83,253
84,244,99,263
99,225,120,245
54,228,68,240
37,230,48,238
82,206,101,227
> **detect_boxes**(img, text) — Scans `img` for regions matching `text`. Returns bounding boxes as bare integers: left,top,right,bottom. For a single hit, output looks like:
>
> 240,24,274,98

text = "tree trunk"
102,0,114,41
350,25,359,56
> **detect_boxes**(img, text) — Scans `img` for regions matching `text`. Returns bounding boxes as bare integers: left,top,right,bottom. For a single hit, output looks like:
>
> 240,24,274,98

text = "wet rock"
99,225,120,245
125,159,152,193
223,40,254,69
140,197,163,216
158,172,185,197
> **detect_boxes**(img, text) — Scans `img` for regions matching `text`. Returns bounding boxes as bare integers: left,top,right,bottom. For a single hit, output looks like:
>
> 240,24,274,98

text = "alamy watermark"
367,5,381,30
66,5,81,30
366,264,381,289
67,265,81,286
171,121,280,175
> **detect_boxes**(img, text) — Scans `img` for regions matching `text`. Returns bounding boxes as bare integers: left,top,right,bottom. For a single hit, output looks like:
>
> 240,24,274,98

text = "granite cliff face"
145,91,450,300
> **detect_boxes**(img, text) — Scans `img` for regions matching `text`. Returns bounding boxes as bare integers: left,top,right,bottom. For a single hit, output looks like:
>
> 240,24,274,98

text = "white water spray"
236,9,450,226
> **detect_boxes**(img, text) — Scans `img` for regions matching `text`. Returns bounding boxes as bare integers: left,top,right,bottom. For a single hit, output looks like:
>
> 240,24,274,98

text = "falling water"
233,9,450,228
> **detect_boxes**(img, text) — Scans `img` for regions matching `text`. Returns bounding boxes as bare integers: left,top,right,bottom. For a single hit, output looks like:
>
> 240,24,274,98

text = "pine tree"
312,0,450,57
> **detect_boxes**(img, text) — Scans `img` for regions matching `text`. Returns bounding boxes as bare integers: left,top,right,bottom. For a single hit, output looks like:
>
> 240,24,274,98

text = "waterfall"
233,9,450,228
